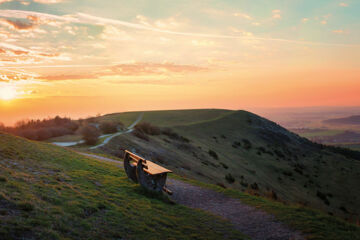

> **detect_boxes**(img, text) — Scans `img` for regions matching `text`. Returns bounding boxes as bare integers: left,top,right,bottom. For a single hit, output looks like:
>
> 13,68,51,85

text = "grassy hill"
324,115,360,125
95,109,360,222
0,132,244,240
97,109,233,127
1,130,360,240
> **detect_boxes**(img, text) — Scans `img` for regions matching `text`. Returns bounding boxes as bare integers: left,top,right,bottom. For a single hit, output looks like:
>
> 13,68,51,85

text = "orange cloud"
39,74,95,81
108,62,206,76
0,18,35,30
38,62,207,81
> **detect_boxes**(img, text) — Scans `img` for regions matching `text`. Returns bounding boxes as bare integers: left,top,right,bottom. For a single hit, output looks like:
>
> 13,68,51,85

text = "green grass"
98,109,233,127
170,175,360,240
96,109,360,225
0,132,245,240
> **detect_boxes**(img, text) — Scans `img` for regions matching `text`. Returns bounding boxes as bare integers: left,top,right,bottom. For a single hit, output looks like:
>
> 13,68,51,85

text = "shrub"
161,128,189,142
19,129,38,140
100,122,118,134
4,116,79,141
17,202,34,211
216,183,226,188
225,173,235,183
317,191,330,205
208,150,219,160
37,128,53,141
132,129,149,141
240,180,248,187
242,139,252,150
135,122,161,135
250,182,259,190
0,122,5,131
220,162,228,169
80,125,100,145
274,149,285,158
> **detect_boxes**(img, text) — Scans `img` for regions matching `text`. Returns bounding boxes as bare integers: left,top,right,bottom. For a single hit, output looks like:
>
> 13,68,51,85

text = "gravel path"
79,152,305,240
167,179,304,240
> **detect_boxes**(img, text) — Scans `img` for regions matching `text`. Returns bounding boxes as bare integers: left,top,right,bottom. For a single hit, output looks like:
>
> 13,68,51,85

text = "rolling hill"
96,109,234,127
1,125,360,239
94,109,360,222
324,115,360,125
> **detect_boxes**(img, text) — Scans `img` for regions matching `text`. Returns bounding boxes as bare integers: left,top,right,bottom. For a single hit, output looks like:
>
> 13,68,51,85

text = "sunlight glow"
0,85,18,101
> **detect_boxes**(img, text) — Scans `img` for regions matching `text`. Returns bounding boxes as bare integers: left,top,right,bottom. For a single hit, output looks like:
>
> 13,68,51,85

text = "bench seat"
125,150,172,175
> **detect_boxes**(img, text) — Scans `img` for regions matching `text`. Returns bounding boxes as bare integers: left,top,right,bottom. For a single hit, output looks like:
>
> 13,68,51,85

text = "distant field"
98,109,233,127
296,129,345,138
336,144,360,151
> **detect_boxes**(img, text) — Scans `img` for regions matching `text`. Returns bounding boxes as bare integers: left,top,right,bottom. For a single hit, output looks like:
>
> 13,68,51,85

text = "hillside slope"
96,110,360,222
0,132,244,240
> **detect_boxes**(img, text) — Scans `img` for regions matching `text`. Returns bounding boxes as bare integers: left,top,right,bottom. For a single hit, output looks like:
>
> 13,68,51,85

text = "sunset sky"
0,0,359,125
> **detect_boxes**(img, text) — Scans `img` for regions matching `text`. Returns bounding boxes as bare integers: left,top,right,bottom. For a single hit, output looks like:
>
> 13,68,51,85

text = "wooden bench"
123,150,172,194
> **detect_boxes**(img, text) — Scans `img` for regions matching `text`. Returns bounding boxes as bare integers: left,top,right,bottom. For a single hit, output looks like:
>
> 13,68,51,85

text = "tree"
100,122,118,134
80,125,100,145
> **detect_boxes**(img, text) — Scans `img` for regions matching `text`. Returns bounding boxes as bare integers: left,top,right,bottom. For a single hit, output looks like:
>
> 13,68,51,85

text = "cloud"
191,40,215,47
302,18,309,23
38,62,207,81
332,29,347,34
0,42,66,62
0,10,357,47
233,12,253,20
0,18,35,31
339,2,349,7
0,9,76,23
33,0,65,3
105,62,206,76
272,9,281,19
39,74,95,81
228,27,253,37
0,0,65,4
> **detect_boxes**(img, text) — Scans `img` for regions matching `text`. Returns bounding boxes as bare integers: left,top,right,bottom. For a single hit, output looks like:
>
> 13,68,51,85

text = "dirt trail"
79,152,305,240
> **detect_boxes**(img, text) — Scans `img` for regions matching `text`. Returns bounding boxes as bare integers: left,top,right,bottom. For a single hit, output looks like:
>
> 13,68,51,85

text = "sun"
0,85,18,101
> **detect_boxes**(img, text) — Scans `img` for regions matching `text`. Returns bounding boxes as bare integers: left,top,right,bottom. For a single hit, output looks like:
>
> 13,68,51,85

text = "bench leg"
124,153,138,183
136,160,167,193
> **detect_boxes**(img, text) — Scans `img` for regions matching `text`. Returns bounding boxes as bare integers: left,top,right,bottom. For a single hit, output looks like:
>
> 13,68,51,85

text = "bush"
161,128,189,142
17,202,34,211
132,129,149,141
37,128,53,141
208,150,219,160
4,116,79,141
100,122,118,134
80,125,100,145
250,182,259,190
135,122,161,135
220,162,228,169
242,139,252,150
225,173,235,183
317,191,330,205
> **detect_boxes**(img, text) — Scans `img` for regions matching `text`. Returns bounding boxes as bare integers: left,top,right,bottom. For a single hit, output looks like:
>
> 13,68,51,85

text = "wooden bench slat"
125,150,172,175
